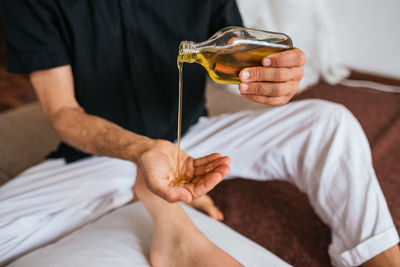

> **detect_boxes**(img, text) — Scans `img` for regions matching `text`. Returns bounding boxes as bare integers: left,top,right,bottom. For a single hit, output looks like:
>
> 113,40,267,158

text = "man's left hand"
238,48,306,105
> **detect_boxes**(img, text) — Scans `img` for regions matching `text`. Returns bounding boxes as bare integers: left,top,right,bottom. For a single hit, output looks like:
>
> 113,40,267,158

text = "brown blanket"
209,82,400,266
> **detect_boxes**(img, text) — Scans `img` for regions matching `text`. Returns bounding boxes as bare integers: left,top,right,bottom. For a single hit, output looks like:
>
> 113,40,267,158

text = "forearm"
50,106,154,163
28,65,154,164
28,65,229,203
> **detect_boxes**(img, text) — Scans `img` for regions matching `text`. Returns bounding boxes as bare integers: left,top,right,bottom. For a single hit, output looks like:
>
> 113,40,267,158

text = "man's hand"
238,48,306,105
138,139,230,203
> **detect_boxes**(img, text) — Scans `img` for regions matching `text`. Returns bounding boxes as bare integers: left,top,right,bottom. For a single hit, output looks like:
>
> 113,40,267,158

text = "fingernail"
241,71,250,80
263,57,271,66
240,83,248,91
179,196,187,202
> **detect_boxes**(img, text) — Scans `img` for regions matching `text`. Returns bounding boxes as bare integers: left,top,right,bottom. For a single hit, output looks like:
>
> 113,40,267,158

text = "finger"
214,208,224,221
239,81,299,97
189,195,224,221
191,163,230,184
240,67,304,83
194,156,231,176
213,164,231,178
262,48,306,68
168,185,193,203
243,95,292,106
193,153,222,167
187,172,224,200
206,204,224,221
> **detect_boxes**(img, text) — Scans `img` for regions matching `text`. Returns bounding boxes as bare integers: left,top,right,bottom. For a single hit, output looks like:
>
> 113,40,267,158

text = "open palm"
138,140,230,203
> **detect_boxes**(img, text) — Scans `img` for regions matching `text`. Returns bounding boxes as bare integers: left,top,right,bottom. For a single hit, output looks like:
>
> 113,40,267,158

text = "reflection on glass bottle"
178,26,293,84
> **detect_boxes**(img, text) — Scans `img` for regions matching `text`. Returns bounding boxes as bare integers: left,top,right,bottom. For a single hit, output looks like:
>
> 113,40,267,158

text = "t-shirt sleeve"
208,0,243,37
2,0,70,74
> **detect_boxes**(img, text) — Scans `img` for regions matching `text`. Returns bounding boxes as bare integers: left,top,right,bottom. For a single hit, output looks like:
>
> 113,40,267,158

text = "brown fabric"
209,83,400,266
0,65,36,112
0,103,59,183
350,71,400,87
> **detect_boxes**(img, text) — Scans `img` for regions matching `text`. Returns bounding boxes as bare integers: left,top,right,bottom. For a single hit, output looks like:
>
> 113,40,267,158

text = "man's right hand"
137,139,230,203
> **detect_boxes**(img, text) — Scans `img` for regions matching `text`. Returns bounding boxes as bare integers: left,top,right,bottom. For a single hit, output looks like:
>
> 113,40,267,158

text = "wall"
327,0,400,79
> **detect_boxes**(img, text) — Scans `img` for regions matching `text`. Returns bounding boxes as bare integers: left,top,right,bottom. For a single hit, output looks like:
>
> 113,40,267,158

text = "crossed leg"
181,99,400,266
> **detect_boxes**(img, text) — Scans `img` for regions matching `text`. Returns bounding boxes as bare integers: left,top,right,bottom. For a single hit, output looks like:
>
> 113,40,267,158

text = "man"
1,0,399,266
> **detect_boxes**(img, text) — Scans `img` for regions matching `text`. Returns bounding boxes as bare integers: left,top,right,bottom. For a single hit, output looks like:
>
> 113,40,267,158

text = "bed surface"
9,203,290,267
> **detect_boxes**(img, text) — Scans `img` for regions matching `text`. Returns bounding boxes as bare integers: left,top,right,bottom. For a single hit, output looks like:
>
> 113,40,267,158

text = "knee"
308,99,352,120
305,99,354,122
305,99,370,150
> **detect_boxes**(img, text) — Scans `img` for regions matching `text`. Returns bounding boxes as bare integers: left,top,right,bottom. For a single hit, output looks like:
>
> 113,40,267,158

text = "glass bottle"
178,26,293,84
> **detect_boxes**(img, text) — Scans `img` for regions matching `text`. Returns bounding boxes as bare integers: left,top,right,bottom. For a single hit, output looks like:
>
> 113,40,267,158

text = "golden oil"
172,62,191,186
178,43,291,84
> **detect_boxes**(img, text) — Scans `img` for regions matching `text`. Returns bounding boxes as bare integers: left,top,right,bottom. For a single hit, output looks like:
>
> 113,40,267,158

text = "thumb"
170,186,193,203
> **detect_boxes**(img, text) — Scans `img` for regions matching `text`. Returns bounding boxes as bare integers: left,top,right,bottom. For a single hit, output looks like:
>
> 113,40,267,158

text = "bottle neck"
178,41,198,63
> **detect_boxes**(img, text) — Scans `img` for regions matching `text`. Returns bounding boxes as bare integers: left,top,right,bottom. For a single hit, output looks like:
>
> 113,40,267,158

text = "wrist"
125,135,156,164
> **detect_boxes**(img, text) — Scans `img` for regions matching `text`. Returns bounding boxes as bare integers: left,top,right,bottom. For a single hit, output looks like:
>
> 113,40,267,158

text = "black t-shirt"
2,0,242,162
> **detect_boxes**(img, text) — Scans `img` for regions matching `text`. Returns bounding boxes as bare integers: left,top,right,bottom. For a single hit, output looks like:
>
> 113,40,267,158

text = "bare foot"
134,168,239,267
150,212,242,267
189,195,224,221
362,245,400,267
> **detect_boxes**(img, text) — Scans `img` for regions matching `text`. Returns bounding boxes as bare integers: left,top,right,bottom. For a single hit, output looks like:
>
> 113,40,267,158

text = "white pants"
0,99,398,266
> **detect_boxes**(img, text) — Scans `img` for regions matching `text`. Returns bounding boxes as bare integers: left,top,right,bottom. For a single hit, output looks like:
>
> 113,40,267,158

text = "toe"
189,195,224,220
209,206,224,221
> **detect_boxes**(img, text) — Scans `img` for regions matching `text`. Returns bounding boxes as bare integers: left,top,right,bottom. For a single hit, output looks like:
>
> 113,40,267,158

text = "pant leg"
0,156,136,265
181,99,399,266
